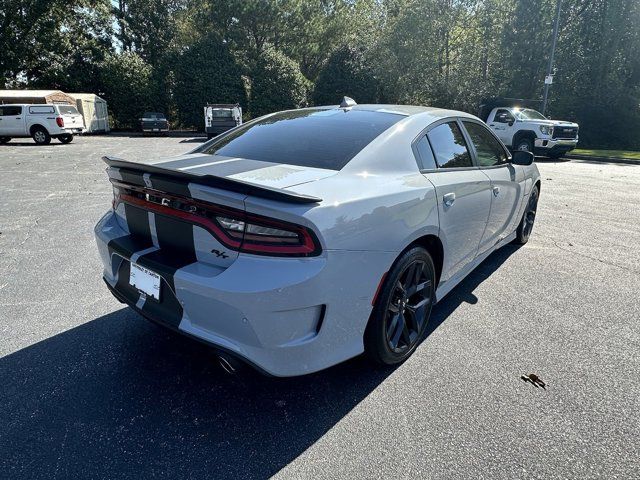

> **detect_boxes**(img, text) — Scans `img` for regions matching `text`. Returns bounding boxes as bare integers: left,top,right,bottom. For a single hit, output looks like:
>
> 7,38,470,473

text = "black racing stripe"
135,213,198,291
118,169,146,187
148,174,192,197
185,158,276,177
107,234,153,259
123,203,152,242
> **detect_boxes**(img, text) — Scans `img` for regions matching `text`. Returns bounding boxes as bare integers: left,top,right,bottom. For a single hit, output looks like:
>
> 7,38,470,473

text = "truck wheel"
59,134,73,144
32,127,51,145
515,137,533,153
0,137,10,144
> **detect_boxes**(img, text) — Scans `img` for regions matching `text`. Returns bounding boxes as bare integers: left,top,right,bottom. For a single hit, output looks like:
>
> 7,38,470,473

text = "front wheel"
515,137,534,153
514,185,539,244
58,134,73,144
365,247,436,365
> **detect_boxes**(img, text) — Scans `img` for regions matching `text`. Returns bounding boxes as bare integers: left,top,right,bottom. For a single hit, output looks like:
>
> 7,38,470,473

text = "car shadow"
534,156,570,163
1,245,518,479
1,141,68,147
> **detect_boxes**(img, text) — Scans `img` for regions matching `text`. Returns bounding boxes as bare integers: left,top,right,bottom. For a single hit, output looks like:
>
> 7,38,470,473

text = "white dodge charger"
95,98,541,376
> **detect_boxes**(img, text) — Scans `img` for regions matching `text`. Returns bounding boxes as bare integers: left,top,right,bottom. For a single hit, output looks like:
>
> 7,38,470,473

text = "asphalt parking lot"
1,135,639,479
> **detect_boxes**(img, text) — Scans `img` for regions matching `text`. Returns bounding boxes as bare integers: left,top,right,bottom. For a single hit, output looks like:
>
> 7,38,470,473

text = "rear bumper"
95,210,395,376
142,128,169,133
205,125,235,136
61,128,84,135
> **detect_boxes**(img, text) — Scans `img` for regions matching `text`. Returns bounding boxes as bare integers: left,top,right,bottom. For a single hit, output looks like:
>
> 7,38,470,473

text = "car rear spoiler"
102,156,322,205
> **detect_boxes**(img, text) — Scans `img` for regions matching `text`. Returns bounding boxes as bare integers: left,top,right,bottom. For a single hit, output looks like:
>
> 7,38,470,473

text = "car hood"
152,153,337,190
520,119,579,128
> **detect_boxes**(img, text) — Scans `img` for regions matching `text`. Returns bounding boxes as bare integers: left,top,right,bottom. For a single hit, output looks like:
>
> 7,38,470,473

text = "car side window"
463,121,509,167
29,106,55,114
0,106,21,116
494,109,514,123
427,122,472,169
414,135,437,170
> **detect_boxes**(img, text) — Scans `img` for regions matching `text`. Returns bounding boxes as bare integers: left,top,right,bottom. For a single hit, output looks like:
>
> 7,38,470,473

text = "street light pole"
542,0,562,115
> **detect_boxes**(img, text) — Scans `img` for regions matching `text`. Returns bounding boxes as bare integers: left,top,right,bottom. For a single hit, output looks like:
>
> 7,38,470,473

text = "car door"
461,120,524,254
418,120,492,283
0,106,24,135
487,108,515,146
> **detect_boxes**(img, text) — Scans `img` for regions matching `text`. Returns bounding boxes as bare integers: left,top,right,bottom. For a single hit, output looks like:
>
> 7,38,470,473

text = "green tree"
173,35,246,129
249,47,310,118
100,52,153,129
313,45,379,105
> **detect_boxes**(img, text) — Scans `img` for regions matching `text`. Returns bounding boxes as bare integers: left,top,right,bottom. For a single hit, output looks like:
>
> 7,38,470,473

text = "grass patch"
573,149,640,160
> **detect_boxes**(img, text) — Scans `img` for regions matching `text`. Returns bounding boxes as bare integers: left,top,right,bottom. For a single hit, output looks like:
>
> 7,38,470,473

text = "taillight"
112,182,321,257
216,214,320,256
56,117,64,127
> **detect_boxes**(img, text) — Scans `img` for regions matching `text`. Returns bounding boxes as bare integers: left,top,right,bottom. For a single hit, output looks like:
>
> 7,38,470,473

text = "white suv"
0,104,86,145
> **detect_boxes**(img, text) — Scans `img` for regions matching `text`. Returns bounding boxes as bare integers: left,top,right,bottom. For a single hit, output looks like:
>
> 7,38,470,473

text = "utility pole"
542,0,562,115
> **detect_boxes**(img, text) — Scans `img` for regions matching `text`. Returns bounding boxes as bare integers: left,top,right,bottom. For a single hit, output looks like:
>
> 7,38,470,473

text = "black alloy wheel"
365,247,436,365
515,185,539,244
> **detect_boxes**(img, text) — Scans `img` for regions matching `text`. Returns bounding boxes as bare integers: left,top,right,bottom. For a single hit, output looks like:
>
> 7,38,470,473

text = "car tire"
59,134,73,144
514,185,539,244
515,136,534,153
364,247,436,366
0,137,10,144
32,127,51,145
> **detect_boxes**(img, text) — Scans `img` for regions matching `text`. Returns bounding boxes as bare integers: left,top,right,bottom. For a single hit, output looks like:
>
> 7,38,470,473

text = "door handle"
489,124,496,127
492,186,500,197
443,192,456,207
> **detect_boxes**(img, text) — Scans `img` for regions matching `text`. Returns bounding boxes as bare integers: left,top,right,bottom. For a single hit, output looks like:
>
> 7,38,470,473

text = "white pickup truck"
481,104,579,159
0,103,85,145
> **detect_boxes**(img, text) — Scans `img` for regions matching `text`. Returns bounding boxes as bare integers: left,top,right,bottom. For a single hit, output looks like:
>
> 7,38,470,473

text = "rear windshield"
197,108,403,170
209,109,233,118
58,105,79,115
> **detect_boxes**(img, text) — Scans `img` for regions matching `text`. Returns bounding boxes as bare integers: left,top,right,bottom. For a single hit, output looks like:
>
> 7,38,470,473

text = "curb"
566,154,640,165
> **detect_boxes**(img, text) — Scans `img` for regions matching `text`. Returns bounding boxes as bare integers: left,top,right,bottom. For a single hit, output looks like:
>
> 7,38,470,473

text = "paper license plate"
129,263,161,300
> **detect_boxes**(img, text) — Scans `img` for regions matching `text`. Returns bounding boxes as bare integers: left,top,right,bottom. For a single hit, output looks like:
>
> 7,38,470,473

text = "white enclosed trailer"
69,93,110,133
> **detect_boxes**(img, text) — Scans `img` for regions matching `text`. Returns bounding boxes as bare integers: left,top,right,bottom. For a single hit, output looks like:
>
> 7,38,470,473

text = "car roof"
308,103,478,121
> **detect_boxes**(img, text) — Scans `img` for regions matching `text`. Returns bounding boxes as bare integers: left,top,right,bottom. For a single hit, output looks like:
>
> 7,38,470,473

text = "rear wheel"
58,134,73,144
514,185,539,244
32,127,51,145
365,247,436,365
0,137,10,144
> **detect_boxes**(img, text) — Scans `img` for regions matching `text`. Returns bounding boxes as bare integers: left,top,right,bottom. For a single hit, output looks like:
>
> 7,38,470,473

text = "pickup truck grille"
552,126,578,139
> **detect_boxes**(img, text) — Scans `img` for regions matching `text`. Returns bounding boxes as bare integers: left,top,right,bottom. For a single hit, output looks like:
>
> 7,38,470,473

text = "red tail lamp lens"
56,117,64,127
112,182,321,257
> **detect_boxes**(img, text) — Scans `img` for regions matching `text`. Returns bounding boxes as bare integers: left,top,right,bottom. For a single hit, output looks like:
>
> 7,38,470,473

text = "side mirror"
511,150,534,166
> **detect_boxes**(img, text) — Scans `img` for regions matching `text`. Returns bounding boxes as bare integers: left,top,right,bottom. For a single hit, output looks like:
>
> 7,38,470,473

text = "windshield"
58,106,79,115
513,108,547,120
196,108,403,171
196,109,405,170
